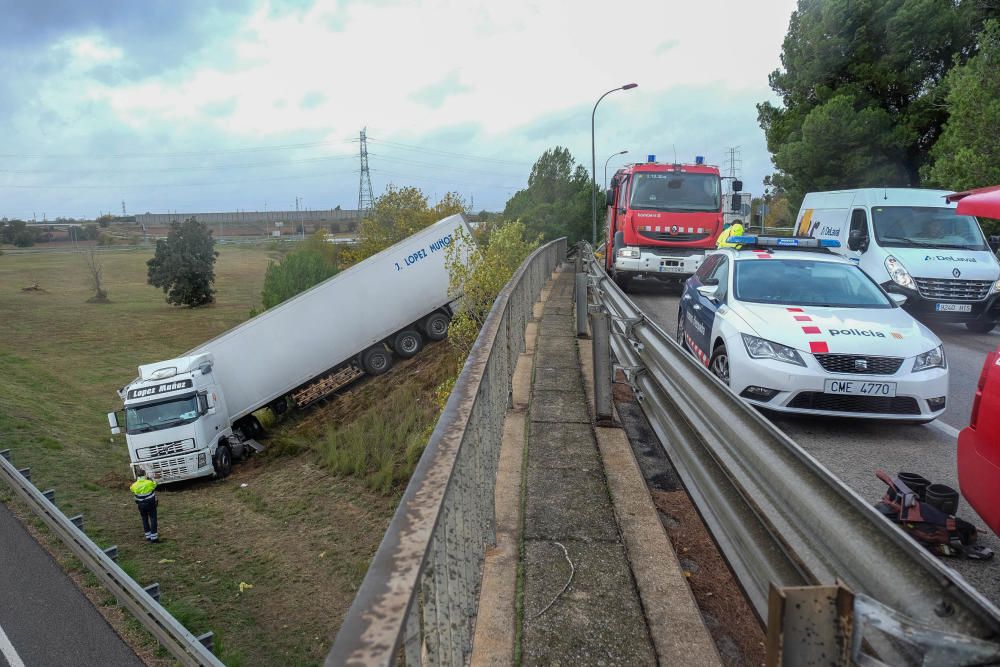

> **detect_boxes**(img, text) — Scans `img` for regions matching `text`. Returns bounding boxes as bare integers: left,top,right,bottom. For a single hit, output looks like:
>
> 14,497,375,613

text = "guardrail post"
575,272,589,338
69,514,84,530
42,489,55,503
590,307,614,425
144,583,160,602
574,241,583,274
18,467,30,482
0,449,10,461
197,632,215,653
103,546,118,562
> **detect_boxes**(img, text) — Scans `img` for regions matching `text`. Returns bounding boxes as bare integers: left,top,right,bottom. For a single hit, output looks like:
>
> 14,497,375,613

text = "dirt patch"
652,490,766,666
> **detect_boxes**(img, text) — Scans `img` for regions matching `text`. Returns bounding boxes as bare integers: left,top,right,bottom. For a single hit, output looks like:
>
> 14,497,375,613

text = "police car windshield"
872,207,987,251
125,395,200,434
629,172,720,212
734,259,892,308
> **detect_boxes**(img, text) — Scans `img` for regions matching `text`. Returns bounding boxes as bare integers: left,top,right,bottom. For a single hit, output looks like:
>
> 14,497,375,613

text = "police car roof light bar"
729,235,841,249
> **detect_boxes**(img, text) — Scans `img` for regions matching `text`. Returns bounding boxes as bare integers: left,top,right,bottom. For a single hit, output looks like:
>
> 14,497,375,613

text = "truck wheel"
236,415,263,439
422,312,451,341
613,271,632,292
966,320,997,334
213,445,232,479
268,397,287,416
393,330,424,358
362,346,393,375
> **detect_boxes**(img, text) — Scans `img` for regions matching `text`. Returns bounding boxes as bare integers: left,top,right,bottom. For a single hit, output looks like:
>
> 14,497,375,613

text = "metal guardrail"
326,237,567,666
0,450,223,667
582,247,1000,662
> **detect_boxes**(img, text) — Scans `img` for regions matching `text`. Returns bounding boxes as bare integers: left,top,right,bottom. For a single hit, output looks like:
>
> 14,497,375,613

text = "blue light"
647,154,656,163
695,155,705,165
728,236,757,244
819,239,842,248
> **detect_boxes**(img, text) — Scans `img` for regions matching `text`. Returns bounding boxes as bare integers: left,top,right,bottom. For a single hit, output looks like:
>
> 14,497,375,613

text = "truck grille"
146,456,190,479
814,354,903,375
137,439,195,461
639,230,710,243
914,277,991,301
787,392,920,415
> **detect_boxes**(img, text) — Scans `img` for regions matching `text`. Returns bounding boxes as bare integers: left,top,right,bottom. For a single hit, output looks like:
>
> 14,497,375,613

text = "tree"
348,185,466,263
84,250,109,303
260,231,341,309
924,20,1000,191
146,218,218,307
503,147,593,244
758,0,990,207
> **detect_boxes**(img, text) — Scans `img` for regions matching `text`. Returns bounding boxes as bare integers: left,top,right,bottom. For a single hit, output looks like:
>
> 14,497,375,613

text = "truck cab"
109,354,241,482
605,157,726,291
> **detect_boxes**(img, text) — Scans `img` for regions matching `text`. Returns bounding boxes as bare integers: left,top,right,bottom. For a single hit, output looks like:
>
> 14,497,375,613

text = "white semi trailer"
108,214,470,483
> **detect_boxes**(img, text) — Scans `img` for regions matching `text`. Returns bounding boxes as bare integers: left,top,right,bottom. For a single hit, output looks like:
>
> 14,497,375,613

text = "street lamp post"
591,83,637,245
604,150,629,190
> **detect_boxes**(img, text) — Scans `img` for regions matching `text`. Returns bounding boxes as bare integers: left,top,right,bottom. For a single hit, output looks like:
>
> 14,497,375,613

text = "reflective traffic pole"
591,307,614,424
576,272,589,338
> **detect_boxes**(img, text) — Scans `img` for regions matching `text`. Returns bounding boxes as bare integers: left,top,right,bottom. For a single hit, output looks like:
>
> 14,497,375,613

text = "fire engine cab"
605,156,733,291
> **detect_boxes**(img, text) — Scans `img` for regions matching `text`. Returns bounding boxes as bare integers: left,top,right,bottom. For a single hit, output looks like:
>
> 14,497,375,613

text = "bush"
260,231,340,309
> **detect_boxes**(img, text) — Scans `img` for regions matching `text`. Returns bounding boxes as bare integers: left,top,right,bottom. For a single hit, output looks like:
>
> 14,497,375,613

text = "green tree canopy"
503,147,593,244
349,185,466,263
758,0,990,207
924,19,1000,191
261,231,341,309
146,218,218,307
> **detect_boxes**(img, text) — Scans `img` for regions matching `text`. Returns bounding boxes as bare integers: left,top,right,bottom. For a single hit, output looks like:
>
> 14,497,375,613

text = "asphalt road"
0,502,142,667
625,277,1000,604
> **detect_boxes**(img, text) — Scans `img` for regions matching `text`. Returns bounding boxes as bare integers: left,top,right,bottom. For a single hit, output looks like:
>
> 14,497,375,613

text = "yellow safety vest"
716,223,745,249
130,477,157,497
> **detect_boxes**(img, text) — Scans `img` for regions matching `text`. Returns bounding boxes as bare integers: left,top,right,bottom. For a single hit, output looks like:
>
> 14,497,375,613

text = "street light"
604,150,629,190
592,83,637,244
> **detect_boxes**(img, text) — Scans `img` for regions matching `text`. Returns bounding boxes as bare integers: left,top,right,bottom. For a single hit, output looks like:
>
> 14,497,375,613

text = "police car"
676,236,949,421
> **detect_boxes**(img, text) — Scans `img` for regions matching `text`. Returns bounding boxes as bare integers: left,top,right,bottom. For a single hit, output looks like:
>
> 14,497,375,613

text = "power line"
0,153,358,176
0,169,358,190
366,137,530,166
0,139,355,160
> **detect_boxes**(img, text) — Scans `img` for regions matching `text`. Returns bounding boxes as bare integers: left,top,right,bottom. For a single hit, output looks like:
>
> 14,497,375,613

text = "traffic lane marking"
0,621,26,667
927,419,960,439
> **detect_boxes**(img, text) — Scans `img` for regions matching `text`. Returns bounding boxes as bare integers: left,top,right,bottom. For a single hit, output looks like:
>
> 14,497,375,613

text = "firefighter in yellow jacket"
716,219,745,248
130,470,159,543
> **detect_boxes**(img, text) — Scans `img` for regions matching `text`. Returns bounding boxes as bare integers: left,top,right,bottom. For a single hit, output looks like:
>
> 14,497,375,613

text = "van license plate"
935,303,972,312
824,380,896,397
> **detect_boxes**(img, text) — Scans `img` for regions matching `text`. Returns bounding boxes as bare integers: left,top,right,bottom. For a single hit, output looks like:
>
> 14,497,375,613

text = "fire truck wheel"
613,271,632,292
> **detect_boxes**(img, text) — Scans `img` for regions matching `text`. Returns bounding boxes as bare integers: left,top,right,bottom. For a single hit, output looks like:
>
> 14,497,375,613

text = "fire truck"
605,156,736,291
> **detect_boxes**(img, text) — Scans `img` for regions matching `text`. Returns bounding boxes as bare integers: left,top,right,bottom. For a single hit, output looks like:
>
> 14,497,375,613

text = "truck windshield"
735,259,892,308
872,206,987,251
629,172,720,212
125,395,200,434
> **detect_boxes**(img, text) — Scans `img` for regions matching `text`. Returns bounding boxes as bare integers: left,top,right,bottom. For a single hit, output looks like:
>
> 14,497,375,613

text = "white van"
795,188,1000,332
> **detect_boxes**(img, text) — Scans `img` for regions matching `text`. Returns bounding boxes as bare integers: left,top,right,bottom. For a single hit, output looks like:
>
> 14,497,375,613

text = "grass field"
0,246,452,665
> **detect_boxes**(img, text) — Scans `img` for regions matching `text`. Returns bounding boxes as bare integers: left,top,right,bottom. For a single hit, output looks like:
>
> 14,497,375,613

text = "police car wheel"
676,313,686,349
709,345,730,386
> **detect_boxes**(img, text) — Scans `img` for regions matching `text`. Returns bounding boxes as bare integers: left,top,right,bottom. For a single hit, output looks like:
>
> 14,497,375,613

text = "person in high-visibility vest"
716,219,745,248
130,470,159,543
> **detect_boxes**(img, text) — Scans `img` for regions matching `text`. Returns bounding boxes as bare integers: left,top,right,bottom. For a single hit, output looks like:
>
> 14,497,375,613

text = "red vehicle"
604,157,733,291
954,185,1000,534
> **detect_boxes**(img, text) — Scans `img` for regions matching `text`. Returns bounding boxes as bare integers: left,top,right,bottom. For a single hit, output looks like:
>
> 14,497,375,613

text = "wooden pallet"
291,364,365,408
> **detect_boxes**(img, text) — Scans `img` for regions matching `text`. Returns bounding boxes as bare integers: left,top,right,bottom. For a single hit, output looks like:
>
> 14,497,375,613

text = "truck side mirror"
733,179,743,193
605,189,615,207
107,411,121,436
731,193,741,212
989,235,1000,253
848,229,868,252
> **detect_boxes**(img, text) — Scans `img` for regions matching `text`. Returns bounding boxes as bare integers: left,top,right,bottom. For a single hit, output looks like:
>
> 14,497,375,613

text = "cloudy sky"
0,0,798,220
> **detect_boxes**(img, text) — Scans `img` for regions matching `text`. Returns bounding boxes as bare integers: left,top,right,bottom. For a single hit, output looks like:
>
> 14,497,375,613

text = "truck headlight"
913,345,946,372
741,333,806,367
617,247,640,259
884,256,914,289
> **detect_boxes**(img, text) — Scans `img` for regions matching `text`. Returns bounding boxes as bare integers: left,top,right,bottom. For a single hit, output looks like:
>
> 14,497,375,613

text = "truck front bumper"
614,250,704,279
136,450,214,483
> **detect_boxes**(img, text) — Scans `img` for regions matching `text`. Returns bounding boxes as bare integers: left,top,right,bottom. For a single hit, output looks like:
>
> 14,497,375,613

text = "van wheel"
966,320,996,334
393,330,424,358
213,445,232,479
361,345,393,375
422,312,451,341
